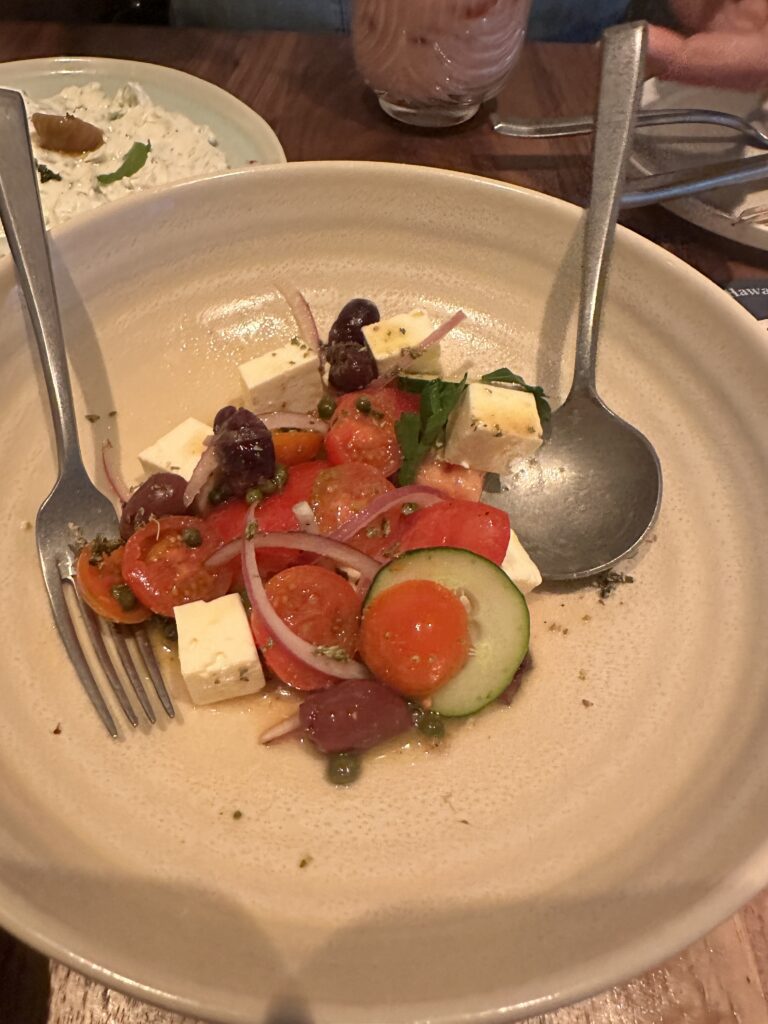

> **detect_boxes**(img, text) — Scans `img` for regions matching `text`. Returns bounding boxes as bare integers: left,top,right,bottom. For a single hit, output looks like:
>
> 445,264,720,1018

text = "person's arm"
645,0,768,90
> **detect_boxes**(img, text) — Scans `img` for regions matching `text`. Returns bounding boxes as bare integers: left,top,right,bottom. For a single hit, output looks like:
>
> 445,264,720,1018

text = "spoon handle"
570,22,647,397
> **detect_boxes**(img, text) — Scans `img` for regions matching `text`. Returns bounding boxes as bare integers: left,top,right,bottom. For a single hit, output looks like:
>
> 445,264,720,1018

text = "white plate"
0,55,286,169
630,77,768,249
0,162,767,1024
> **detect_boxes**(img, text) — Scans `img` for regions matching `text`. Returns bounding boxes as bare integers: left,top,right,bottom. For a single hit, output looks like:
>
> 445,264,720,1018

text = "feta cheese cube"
239,341,323,414
443,383,543,474
174,594,265,706
362,310,441,376
501,529,542,594
139,417,212,481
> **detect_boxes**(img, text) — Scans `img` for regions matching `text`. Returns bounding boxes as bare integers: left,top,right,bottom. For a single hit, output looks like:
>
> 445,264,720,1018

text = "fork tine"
108,624,156,725
72,591,139,728
134,626,175,719
42,574,118,738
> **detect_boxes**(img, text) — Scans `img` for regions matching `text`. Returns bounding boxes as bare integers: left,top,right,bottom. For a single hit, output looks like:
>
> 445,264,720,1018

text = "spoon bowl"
496,392,662,579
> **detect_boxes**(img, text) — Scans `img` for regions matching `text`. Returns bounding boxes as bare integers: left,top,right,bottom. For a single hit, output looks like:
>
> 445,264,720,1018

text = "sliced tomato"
326,388,402,476
387,385,422,418
272,430,324,467
75,544,151,624
414,457,485,502
122,515,233,617
248,460,330,577
251,564,362,691
359,579,469,697
311,462,400,558
395,499,510,565
204,498,249,589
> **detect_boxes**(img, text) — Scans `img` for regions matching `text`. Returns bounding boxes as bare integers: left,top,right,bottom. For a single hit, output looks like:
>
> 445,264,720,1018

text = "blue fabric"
171,0,630,41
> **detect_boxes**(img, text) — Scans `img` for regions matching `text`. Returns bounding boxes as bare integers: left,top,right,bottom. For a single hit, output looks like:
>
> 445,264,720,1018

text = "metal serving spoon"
491,21,662,581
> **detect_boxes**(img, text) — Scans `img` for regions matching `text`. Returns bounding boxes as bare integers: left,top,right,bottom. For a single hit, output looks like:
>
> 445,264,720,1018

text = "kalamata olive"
31,112,104,153
328,298,380,349
212,407,275,495
213,405,237,433
327,341,378,392
119,473,187,539
299,679,412,754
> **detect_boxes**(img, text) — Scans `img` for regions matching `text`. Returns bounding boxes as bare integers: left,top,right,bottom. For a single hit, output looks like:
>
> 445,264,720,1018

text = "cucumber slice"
363,547,529,717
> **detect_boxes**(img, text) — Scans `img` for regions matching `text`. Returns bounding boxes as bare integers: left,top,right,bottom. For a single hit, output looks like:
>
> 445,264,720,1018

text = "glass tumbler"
352,0,532,128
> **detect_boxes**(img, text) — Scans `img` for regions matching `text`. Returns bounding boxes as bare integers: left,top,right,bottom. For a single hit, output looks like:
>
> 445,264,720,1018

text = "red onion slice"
275,282,321,352
183,446,218,508
211,528,379,577
328,485,445,544
242,519,372,682
259,412,328,434
369,310,466,390
259,713,302,745
101,440,130,505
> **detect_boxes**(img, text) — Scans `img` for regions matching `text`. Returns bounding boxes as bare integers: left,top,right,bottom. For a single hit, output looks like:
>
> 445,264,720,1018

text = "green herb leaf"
395,376,468,485
97,141,151,186
480,367,551,423
35,160,61,184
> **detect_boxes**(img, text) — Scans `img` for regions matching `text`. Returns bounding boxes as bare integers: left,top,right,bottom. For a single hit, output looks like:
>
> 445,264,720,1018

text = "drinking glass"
352,0,532,128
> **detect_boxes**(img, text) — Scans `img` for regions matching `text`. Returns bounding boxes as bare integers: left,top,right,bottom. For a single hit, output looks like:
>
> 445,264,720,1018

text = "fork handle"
0,89,84,475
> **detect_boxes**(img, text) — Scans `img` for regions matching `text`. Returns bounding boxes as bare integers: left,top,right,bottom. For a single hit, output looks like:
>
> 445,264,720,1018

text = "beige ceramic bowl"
1,162,768,1024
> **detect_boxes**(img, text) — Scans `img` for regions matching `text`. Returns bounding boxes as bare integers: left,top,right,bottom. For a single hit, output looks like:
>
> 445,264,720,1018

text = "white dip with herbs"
0,81,229,257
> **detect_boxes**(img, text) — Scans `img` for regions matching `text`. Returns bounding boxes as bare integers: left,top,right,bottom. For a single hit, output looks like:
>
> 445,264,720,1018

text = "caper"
259,476,277,496
355,396,372,414
110,583,137,611
208,484,231,506
159,617,178,641
417,709,445,742
245,487,263,505
273,464,288,490
317,396,336,421
326,752,361,786
181,526,202,548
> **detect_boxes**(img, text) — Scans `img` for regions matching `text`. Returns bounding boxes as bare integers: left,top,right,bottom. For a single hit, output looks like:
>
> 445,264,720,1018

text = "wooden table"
1,19,768,1024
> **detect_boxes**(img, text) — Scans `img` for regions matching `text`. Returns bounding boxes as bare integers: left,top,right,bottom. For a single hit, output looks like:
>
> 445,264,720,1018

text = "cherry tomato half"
359,579,469,697
311,462,400,558
122,515,232,617
272,429,324,467
250,564,361,691
325,388,402,476
75,543,150,624
249,460,330,577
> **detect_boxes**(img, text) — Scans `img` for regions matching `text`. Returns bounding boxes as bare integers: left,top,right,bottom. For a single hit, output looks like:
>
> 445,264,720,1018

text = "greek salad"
77,293,549,784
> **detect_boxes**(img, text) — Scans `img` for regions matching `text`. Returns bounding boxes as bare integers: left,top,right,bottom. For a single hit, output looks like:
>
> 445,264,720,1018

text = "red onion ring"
259,412,328,434
183,446,218,508
275,282,321,352
210,529,380,581
242,516,372,681
101,440,130,505
328,485,445,544
259,713,302,745
369,310,467,390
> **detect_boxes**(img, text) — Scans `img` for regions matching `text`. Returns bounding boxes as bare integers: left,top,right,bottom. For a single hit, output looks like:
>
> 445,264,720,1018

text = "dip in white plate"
1,80,229,256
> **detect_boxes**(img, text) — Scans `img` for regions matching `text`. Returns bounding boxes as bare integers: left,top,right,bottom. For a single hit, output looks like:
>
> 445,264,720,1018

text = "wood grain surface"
1,19,768,1024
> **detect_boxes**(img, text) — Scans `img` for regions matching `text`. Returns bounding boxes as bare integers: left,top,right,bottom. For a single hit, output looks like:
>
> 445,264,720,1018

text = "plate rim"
1,158,767,1023
0,53,287,166
630,76,768,251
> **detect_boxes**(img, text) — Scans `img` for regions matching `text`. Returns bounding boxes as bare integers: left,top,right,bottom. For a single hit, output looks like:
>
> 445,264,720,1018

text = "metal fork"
0,89,174,737
490,106,768,150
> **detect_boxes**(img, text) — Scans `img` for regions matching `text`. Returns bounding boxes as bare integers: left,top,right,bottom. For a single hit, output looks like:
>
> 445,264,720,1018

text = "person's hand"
647,0,768,90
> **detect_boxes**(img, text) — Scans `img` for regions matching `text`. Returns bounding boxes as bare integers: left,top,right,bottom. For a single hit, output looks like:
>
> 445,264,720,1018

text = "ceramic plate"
1,162,767,1024
630,77,768,249
0,55,286,169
